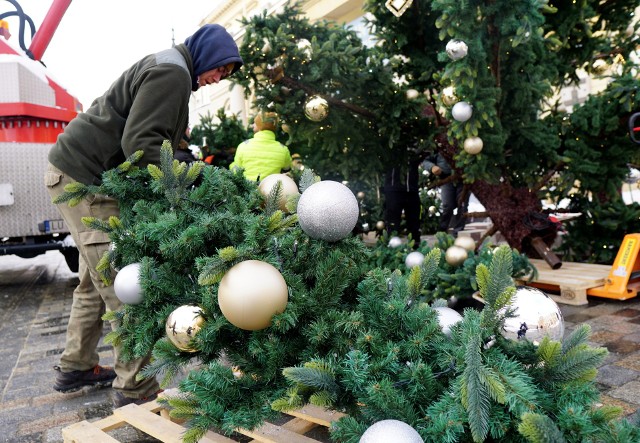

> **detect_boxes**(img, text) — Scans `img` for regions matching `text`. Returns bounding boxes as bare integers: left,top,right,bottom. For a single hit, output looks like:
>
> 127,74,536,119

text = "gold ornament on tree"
445,245,468,266
376,220,385,231
440,86,458,107
218,260,288,331
384,0,414,17
463,136,483,155
304,95,329,122
258,173,300,212
454,235,476,252
165,305,206,352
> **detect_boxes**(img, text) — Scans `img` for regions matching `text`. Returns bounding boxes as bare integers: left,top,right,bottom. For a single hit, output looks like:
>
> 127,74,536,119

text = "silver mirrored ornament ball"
297,181,359,242
405,251,425,268
360,419,423,443
453,235,476,252
388,236,403,248
500,286,564,344
434,306,463,336
113,262,143,305
446,39,468,60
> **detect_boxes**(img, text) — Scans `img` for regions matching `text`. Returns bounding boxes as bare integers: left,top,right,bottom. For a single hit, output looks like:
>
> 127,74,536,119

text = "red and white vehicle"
0,0,80,271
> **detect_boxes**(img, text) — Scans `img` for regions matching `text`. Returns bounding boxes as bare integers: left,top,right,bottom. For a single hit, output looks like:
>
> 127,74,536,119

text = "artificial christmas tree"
234,1,640,263
55,145,639,442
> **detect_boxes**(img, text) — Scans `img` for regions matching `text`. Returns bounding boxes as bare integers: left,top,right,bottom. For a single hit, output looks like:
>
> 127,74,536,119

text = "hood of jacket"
185,24,243,91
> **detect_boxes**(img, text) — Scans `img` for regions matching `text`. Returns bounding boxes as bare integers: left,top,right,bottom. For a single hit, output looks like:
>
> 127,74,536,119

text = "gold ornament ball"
445,245,468,266
258,173,300,212
376,220,385,231
165,305,206,352
441,86,458,107
406,89,420,100
357,191,366,200
454,236,476,252
592,59,608,74
428,205,437,215
218,260,288,331
463,136,483,155
304,95,329,122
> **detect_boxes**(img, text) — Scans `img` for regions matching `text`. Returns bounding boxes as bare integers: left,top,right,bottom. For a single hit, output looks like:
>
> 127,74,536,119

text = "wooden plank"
62,420,120,443
286,404,347,428
238,421,321,443
92,398,164,432
113,403,220,443
249,417,319,443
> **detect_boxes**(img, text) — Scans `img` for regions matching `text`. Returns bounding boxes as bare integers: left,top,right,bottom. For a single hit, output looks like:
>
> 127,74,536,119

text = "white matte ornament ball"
297,181,359,242
434,306,463,336
454,236,476,252
452,101,472,122
388,236,403,248
360,419,423,443
165,305,206,352
445,245,468,266
304,95,329,122
463,136,483,155
446,39,468,60
218,260,288,331
113,262,143,304
406,89,420,100
258,174,300,212
405,251,425,268
500,286,564,344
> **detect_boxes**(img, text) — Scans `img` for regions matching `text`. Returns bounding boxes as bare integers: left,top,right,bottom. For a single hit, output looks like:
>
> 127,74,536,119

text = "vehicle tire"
61,247,79,273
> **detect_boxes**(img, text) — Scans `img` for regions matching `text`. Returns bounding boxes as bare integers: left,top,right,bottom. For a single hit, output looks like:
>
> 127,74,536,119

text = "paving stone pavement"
2,250,640,442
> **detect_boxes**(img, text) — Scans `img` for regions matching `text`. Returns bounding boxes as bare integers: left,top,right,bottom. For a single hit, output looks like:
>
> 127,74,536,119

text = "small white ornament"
405,251,425,268
360,419,423,443
446,39,468,60
499,286,564,344
406,89,420,100
452,101,472,122
113,262,143,305
297,38,312,59
388,236,403,248
297,181,359,242
463,136,483,155
434,306,463,336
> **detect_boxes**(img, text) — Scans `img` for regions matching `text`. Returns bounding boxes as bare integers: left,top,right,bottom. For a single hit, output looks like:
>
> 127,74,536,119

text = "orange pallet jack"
587,233,640,301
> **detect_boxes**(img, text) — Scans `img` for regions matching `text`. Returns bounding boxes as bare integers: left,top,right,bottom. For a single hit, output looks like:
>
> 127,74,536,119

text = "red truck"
0,0,80,271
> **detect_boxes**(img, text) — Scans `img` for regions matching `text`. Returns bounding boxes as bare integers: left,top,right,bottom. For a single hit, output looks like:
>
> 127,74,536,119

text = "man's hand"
431,165,442,175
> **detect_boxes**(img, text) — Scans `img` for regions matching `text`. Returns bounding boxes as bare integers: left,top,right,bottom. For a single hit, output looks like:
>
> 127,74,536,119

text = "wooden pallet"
62,393,345,443
520,258,611,306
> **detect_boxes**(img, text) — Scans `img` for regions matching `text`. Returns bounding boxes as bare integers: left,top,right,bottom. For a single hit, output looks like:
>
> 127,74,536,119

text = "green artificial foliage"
365,231,536,302
233,0,640,259
61,148,640,442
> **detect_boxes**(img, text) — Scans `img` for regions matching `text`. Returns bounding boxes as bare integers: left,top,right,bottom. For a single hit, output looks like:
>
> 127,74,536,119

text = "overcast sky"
4,0,217,109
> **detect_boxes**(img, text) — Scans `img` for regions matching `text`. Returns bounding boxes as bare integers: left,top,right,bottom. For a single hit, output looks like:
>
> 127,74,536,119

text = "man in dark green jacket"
44,24,243,408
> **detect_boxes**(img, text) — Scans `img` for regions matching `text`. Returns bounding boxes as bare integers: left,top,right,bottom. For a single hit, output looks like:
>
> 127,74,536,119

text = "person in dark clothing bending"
384,158,423,247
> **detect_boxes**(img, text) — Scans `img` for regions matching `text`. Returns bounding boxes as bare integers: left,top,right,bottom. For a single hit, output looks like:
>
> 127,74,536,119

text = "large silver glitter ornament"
360,419,423,443
113,262,143,305
165,305,206,352
446,39,468,60
500,286,564,344
388,236,403,248
405,251,425,268
434,306,463,336
304,95,329,122
297,181,359,242
452,101,472,122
